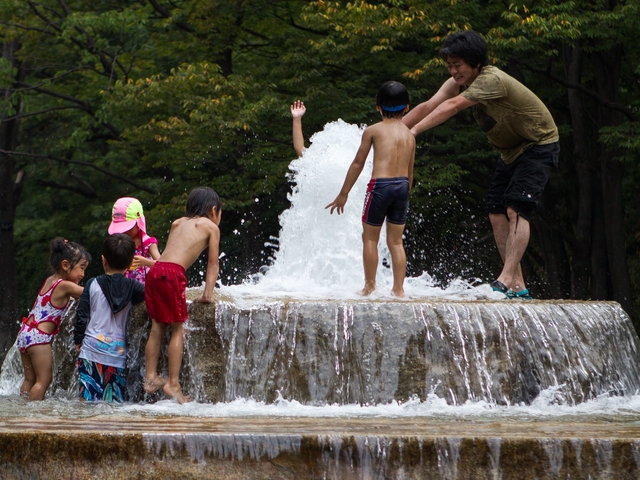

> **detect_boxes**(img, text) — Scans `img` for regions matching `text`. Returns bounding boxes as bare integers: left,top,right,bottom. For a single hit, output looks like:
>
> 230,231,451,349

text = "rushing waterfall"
197,299,640,406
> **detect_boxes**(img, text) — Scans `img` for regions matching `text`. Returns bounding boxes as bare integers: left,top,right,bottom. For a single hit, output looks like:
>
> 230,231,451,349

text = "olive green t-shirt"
460,65,559,164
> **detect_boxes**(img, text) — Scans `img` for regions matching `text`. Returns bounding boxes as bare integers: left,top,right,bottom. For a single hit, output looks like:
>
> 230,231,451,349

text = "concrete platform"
1,416,639,479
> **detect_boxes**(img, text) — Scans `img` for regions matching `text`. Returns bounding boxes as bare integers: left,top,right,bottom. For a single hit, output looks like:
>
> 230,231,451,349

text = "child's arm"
133,243,160,268
73,279,93,352
291,100,306,157
325,128,374,214
408,142,416,189
131,280,145,305
148,243,161,260
195,224,221,303
54,280,84,303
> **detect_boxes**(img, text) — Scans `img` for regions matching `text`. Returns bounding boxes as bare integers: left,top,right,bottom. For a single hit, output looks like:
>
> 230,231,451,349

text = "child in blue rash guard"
74,234,145,402
326,81,416,298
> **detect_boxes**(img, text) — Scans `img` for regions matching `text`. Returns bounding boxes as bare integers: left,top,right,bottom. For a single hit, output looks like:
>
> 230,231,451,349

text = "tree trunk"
562,42,595,300
532,211,571,299
0,41,24,363
592,47,633,314
590,177,609,300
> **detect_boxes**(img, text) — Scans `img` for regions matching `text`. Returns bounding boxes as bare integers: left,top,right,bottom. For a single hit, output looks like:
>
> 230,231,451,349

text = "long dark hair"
186,186,222,217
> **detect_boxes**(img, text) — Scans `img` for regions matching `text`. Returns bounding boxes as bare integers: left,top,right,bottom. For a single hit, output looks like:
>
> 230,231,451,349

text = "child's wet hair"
439,30,489,71
186,186,222,218
376,81,410,118
49,237,91,274
103,234,136,271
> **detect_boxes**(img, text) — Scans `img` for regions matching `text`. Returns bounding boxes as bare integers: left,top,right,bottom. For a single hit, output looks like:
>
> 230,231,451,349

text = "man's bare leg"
144,319,168,393
386,222,406,297
361,223,382,295
489,213,509,263
490,208,528,291
163,322,191,404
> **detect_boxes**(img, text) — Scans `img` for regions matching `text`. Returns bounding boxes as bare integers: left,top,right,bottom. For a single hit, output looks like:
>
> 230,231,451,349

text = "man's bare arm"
410,95,477,136
403,78,461,129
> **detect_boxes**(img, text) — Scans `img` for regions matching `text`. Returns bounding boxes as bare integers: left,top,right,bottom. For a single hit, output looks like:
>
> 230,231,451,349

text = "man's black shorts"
485,142,560,221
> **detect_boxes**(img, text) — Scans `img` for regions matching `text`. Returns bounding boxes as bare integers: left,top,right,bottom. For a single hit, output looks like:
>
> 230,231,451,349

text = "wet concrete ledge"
1,417,640,479
51,298,637,406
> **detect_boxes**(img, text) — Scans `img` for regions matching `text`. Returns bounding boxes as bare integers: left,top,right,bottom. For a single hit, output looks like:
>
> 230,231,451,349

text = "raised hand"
290,100,306,118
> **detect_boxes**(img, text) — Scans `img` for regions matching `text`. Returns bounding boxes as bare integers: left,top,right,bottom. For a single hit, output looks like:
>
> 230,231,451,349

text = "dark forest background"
1,0,639,363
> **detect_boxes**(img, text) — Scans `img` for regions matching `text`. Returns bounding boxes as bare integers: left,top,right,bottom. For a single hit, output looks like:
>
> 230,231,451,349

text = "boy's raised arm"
325,128,374,215
196,223,220,303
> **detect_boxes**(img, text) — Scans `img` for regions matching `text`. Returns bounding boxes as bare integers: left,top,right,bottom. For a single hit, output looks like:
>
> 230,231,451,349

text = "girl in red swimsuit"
16,237,91,400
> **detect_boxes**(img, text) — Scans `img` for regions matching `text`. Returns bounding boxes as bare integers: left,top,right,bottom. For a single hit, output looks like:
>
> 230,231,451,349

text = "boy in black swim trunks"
326,81,415,297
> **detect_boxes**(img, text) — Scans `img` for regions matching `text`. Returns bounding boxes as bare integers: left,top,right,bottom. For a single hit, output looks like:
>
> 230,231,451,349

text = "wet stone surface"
1,416,640,479
49,299,640,406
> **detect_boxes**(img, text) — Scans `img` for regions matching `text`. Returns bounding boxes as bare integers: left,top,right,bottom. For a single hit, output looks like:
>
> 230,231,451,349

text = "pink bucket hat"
108,197,147,235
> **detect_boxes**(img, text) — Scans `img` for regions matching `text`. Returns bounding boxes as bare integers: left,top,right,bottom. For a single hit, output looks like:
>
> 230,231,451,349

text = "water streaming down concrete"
2,404,640,478
31,297,640,407
210,299,640,406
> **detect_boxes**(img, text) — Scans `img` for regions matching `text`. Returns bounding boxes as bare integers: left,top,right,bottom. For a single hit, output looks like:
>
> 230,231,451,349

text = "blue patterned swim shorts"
78,358,126,403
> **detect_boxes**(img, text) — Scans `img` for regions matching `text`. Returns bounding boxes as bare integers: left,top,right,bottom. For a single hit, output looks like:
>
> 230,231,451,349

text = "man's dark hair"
186,186,222,218
103,234,136,271
376,81,410,119
439,30,489,70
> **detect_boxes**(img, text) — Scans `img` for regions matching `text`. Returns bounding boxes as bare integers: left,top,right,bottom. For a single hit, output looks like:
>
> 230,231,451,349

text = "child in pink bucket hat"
108,197,160,284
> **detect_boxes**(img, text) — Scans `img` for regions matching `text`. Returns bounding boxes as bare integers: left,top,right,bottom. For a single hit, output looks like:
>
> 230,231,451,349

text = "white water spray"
221,120,502,300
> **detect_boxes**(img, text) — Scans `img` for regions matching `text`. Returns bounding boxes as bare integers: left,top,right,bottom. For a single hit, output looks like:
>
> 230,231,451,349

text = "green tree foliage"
2,0,640,361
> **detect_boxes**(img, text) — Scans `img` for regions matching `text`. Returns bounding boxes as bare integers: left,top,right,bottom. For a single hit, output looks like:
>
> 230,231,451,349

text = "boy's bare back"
368,119,415,181
158,216,220,270
326,117,416,217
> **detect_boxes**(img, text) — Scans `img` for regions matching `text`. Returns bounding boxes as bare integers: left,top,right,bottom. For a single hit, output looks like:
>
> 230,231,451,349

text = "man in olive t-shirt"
403,30,559,299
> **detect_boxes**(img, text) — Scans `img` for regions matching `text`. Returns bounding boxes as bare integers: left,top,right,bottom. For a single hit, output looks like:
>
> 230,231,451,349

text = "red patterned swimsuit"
16,279,70,352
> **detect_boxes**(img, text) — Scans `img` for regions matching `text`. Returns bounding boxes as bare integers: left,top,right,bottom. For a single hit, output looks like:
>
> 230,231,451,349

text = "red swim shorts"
145,262,188,323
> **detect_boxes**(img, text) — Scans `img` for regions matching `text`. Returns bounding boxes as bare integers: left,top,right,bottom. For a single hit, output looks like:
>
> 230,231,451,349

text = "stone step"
45,299,640,406
1,416,639,479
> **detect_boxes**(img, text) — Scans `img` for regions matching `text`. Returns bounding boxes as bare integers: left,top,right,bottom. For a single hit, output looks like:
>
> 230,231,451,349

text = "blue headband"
381,104,407,112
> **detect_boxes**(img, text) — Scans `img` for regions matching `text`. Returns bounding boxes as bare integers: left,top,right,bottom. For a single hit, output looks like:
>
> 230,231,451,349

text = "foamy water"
218,119,504,301
2,386,640,424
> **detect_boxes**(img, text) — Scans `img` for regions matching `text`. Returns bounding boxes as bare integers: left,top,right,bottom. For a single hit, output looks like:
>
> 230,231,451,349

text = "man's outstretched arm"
410,95,477,136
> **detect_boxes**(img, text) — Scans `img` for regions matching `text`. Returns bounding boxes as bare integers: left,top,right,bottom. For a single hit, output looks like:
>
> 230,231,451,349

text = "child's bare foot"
144,376,167,394
391,288,405,298
360,282,375,296
163,383,191,404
